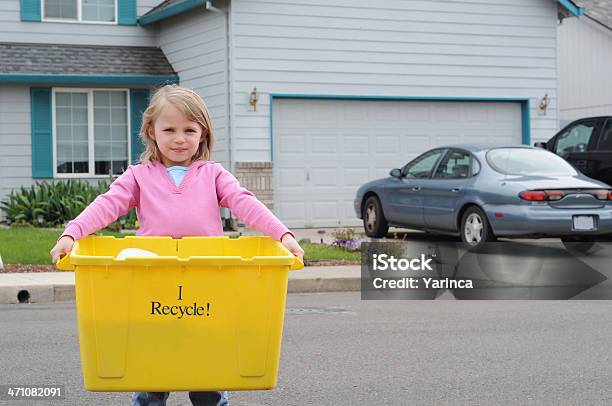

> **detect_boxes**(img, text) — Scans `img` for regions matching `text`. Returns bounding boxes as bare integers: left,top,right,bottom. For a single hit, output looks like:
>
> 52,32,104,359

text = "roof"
139,0,207,26
138,0,584,26
573,0,612,30
0,43,178,85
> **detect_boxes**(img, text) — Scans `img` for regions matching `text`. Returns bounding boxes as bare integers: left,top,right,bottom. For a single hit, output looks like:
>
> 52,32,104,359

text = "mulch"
2,264,63,273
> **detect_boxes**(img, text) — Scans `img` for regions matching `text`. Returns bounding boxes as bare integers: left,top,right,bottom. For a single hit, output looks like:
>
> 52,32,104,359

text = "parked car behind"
535,116,612,185
354,145,612,250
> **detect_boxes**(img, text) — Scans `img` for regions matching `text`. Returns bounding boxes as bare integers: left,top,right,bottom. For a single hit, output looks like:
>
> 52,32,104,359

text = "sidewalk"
0,226,373,304
0,265,361,304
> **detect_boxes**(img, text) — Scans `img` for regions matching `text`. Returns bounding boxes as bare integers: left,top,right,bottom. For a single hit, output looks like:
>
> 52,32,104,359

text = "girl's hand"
50,236,75,265
281,233,304,263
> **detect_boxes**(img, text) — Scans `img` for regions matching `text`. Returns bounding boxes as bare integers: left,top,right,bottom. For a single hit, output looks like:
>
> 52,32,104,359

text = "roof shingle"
0,43,176,76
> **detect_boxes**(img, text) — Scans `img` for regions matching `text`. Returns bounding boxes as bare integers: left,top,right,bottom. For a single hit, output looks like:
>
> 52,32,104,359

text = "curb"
0,271,361,304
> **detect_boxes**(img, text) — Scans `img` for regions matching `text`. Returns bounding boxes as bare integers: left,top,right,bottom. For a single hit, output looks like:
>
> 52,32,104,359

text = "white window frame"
52,87,132,179
41,0,118,25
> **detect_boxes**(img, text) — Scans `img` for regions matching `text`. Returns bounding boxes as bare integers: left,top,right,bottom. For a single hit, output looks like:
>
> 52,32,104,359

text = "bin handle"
56,253,75,271
291,256,304,270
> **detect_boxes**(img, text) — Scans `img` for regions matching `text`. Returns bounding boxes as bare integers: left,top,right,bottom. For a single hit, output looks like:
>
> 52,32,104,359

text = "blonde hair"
139,84,215,164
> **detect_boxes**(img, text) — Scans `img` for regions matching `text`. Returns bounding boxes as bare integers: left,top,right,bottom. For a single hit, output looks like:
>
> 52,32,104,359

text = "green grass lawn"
0,228,360,265
301,243,360,263
0,228,134,265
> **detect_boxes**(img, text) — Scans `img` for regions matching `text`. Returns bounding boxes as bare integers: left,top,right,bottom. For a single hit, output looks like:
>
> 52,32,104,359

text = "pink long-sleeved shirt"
60,159,292,242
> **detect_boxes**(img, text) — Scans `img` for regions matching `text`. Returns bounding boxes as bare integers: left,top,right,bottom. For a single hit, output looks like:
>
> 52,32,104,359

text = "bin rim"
55,235,304,270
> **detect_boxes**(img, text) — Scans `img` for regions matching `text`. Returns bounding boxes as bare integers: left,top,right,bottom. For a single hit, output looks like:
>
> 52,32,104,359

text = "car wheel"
561,236,596,253
460,206,495,251
363,196,389,238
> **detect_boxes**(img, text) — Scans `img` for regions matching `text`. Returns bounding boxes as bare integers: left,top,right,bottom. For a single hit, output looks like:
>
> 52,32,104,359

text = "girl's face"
148,103,205,167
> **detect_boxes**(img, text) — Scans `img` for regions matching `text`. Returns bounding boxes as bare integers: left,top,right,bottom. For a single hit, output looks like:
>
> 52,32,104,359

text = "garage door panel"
375,135,401,154
312,135,338,154
344,168,371,188
343,135,369,155
311,168,338,188
274,99,522,228
278,169,306,189
277,201,307,228
278,135,305,155
312,201,339,222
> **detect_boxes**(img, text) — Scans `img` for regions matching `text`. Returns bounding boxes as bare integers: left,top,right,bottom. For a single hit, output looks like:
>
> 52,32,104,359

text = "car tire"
561,236,596,253
460,206,496,251
363,196,389,238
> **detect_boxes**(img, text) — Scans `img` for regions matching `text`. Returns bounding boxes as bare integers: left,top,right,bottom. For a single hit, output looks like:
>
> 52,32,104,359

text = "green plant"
0,174,138,230
331,228,356,241
331,227,361,251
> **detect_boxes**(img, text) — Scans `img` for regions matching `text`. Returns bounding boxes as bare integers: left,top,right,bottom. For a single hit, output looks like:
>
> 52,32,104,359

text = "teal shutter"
118,0,136,25
130,89,150,164
31,88,53,179
20,0,41,21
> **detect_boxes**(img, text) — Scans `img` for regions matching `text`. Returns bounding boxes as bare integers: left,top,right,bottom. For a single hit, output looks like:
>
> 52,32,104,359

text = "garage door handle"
451,187,462,192
411,186,421,191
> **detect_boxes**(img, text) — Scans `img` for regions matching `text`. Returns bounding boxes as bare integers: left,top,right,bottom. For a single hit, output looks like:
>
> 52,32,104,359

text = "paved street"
2,293,612,405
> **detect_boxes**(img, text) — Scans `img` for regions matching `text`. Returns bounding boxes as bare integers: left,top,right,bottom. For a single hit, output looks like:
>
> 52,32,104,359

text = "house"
558,0,612,126
0,0,584,228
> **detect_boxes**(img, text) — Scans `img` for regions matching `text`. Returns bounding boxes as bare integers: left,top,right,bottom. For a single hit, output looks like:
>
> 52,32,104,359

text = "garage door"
273,98,522,228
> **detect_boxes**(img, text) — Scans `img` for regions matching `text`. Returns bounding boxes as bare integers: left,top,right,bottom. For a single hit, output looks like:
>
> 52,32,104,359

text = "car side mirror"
533,142,547,149
390,168,402,178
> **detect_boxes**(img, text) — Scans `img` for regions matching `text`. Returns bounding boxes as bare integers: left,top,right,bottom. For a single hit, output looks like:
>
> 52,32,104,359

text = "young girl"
50,84,304,406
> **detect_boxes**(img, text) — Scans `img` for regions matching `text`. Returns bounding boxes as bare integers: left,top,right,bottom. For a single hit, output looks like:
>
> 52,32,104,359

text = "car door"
587,118,612,185
423,149,473,231
384,149,446,227
548,118,603,175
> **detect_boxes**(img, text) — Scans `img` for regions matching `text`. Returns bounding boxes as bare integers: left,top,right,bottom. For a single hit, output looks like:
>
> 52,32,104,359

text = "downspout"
205,1,233,226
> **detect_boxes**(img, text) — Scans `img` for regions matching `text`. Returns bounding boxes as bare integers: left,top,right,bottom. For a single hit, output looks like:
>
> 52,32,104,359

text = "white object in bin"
116,248,159,260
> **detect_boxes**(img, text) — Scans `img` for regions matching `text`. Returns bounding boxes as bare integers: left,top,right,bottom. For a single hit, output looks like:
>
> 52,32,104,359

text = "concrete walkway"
0,265,361,304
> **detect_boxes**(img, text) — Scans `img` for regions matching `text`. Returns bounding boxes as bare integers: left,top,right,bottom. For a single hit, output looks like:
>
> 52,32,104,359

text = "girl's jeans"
131,391,229,406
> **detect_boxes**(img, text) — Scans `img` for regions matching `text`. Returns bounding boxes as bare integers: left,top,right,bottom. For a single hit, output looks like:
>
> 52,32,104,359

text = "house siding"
0,86,33,193
0,85,34,221
0,0,156,46
230,0,561,161
158,0,230,168
558,16,612,126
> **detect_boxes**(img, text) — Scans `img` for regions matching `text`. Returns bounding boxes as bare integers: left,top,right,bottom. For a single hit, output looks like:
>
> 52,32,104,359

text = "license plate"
573,216,595,230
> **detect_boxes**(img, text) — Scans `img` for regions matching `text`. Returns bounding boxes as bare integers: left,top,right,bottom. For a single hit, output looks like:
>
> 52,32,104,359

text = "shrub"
0,175,138,229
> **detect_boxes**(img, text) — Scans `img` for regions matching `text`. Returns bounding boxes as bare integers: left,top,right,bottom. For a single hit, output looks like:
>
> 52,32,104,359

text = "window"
43,0,116,22
434,150,472,179
554,121,596,155
54,88,129,177
486,148,577,176
597,120,612,151
402,149,445,179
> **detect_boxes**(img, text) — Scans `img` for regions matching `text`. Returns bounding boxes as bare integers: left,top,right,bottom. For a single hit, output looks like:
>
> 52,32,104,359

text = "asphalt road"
2,293,612,405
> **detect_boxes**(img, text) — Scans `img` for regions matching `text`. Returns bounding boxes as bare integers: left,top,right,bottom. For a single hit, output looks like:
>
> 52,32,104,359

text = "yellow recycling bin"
56,235,303,392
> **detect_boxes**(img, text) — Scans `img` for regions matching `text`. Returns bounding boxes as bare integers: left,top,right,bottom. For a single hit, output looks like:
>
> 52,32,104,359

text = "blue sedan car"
354,145,612,250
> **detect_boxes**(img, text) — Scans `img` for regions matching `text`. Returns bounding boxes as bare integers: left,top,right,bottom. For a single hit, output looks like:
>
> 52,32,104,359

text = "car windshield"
486,148,578,176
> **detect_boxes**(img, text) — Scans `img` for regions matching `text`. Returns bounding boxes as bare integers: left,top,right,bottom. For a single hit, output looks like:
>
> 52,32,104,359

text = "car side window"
597,120,612,151
434,150,472,179
554,121,597,155
471,158,481,176
403,150,444,179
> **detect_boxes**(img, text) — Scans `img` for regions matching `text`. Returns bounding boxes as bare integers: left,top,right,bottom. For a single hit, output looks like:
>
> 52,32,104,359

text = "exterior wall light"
249,87,259,111
539,93,550,114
